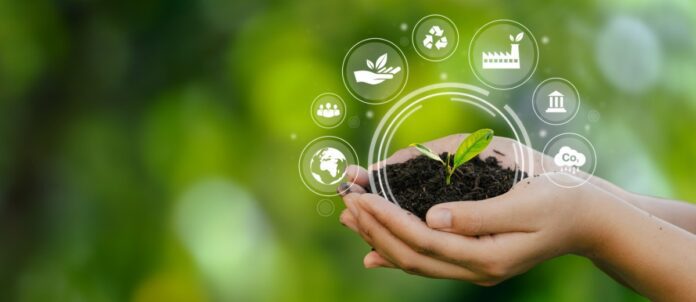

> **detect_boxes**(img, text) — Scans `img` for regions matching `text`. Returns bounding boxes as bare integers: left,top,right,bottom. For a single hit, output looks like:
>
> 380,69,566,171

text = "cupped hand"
343,172,619,285
339,134,622,285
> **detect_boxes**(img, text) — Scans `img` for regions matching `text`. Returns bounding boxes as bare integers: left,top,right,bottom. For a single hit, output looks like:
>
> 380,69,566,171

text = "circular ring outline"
341,38,410,105
368,83,534,206
540,132,597,188
380,92,521,204
298,135,360,196
531,77,582,126
587,109,601,123
310,92,347,129
316,199,336,217
411,14,460,62
467,19,540,90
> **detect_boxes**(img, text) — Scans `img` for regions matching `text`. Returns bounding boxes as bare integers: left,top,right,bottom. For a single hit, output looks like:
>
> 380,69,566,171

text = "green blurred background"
1,0,695,301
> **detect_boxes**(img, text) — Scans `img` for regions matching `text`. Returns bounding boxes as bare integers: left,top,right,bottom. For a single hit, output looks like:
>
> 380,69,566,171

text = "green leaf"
410,143,445,165
453,129,494,170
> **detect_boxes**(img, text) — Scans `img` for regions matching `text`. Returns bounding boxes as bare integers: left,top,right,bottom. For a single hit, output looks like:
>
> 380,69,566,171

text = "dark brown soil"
372,152,527,220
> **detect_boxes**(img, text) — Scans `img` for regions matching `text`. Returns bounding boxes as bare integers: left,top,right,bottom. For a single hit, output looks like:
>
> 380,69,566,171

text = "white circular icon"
541,133,597,188
412,14,459,62
342,38,408,105
532,78,581,125
468,19,539,90
310,93,346,129
299,136,359,196
309,147,347,185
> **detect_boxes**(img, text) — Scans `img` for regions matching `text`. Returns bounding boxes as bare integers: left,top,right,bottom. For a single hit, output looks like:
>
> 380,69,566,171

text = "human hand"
338,134,625,285
341,169,618,285
339,134,696,299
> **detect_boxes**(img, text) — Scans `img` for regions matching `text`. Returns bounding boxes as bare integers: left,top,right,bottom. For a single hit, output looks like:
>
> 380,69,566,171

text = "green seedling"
410,129,494,185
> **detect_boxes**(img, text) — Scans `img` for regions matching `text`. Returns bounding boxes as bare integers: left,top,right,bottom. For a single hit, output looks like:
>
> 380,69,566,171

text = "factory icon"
482,32,524,70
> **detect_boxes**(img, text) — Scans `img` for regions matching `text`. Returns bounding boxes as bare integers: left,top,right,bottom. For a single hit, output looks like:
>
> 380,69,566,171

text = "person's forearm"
587,191,696,301
588,176,696,234
629,193,696,234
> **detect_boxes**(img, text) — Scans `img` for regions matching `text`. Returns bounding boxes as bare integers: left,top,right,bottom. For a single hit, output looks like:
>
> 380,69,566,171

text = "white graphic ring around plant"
367,82,534,207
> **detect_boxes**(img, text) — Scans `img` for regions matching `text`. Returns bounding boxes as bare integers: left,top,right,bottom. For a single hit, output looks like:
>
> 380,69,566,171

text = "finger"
450,231,546,282
425,191,537,236
339,209,359,233
345,165,370,188
364,250,396,268
338,182,367,196
342,193,361,218
359,203,541,281
349,184,367,194
354,206,483,280
355,194,487,268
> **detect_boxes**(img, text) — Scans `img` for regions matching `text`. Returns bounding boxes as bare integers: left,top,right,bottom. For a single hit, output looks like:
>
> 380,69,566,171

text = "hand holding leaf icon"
354,53,401,85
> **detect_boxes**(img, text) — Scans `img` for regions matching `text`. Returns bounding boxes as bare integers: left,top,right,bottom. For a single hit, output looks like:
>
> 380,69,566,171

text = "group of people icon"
317,102,341,118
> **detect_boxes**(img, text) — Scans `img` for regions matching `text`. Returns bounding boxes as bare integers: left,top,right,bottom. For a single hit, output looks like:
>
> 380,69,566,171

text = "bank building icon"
545,90,567,113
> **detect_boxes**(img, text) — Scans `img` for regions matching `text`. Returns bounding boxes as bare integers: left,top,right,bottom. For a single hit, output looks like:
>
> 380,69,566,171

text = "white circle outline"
411,14,460,62
380,92,523,204
467,19,539,90
316,199,336,217
367,83,535,206
531,77,581,126
341,38,410,105
587,109,601,123
541,132,597,188
298,136,359,196
310,92,347,129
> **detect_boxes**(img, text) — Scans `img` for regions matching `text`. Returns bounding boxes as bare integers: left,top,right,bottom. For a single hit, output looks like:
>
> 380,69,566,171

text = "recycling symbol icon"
422,25,448,50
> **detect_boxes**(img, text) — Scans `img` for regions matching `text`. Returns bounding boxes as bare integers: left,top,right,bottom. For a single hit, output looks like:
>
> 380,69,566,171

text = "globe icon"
309,147,347,185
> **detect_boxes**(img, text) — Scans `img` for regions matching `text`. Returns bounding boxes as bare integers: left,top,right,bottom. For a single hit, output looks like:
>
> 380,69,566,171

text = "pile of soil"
372,152,527,220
